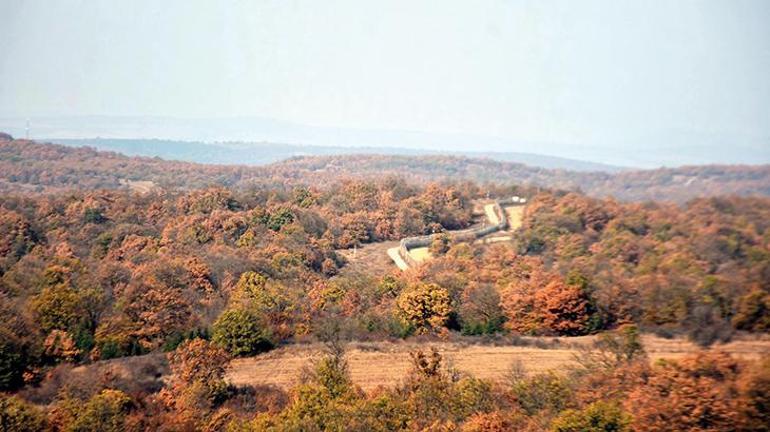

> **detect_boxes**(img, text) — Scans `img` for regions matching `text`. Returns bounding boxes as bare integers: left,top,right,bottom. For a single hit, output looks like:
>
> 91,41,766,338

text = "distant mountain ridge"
2,115,767,167
50,137,626,172
1,135,769,203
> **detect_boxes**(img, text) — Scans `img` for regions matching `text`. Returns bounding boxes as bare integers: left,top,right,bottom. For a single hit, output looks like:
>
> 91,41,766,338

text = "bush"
65,389,133,432
0,395,48,432
550,400,631,432
267,208,294,231
452,377,495,418
83,207,107,224
511,372,573,415
212,309,273,357
429,233,451,256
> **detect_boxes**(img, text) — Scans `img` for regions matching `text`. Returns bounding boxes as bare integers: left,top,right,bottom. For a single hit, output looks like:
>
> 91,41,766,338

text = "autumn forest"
0,133,767,431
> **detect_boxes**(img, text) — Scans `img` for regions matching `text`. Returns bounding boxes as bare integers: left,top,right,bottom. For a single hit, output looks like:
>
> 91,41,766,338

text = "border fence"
397,198,522,267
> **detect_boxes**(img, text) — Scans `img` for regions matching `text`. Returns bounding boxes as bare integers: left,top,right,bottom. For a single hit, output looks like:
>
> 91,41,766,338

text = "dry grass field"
36,334,770,400
227,334,770,392
505,205,524,230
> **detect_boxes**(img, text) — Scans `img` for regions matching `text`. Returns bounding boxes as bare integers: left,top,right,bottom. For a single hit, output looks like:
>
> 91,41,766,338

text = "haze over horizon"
1,0,769,167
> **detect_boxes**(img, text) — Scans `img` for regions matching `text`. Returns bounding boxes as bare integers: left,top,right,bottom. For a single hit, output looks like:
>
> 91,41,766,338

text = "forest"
1,136,770,431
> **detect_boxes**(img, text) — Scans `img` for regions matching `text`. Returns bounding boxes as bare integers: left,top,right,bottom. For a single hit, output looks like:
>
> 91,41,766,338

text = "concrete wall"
397,199,519,266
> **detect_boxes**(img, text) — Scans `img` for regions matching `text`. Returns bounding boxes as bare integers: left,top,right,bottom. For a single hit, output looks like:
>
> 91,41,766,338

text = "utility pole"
25,118,30,139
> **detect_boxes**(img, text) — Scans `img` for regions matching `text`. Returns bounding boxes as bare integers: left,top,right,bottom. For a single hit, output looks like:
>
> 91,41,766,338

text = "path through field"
227,335,770,392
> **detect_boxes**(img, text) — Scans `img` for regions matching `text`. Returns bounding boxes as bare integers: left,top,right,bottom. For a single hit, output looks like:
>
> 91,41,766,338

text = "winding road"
387,199,525,270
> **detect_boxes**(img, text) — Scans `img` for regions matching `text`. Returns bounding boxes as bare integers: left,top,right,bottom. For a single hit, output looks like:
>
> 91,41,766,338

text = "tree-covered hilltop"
2,137,770,202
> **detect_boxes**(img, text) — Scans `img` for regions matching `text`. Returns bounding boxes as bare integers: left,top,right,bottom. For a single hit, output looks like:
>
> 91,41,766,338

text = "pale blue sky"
1,0,768,165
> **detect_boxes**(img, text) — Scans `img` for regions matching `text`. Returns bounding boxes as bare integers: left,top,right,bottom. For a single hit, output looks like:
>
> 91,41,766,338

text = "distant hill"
1,136,769,203
50,138,625,172
270,154,770,203
4,115,766,167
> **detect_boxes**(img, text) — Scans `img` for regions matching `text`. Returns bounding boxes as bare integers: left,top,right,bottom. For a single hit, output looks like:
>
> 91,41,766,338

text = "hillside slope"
2,135,769,202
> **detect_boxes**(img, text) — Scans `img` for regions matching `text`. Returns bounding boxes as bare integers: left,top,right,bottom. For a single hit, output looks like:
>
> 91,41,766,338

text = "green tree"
0,328,25,391
212,309,273,357
267,207,295,231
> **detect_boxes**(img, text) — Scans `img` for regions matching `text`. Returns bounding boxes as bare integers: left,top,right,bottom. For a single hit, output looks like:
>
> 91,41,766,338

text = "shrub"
0,395,48,432
377,275,404,298
626,351,744,431
511,372,573,415
83,207,107,224
66,389,133,432
212,309,273,357
164,339,232,425
577,325,646,370
267,208,294,231
550,400,631,432
429,233,451,256
452,377,495,418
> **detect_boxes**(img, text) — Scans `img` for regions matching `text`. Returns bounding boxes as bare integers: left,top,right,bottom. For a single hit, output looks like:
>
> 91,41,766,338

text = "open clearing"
119,178,156,193
407,246,432,262
504,205,524,230
227,334,770,392
336,240,402,276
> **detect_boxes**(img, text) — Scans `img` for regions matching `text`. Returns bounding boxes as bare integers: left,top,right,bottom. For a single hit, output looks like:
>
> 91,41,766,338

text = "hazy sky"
1,0,769,163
